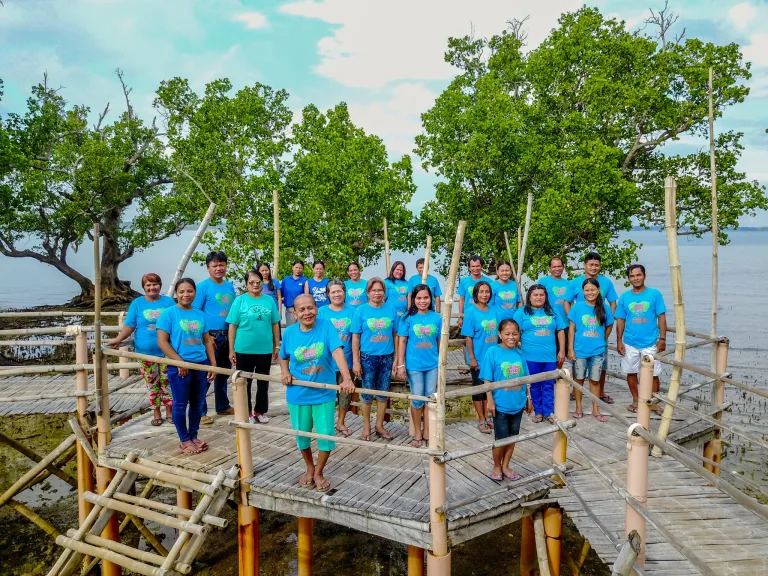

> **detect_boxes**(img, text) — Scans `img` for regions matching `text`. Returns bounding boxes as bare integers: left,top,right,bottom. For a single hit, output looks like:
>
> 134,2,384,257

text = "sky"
1,0,767,223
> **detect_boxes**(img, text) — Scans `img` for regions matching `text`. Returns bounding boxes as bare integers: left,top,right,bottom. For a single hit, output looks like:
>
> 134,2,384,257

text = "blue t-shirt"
479,346,529,415
537,275,571,324
615,287,667,348
398,310,442,372
458,275,493,311
191,278,235,331
566,275,618,305
318,305,355,371
407,274,443,299
125,295,176,357
307,278,329,307
568,301,615,358
156,306,208,363
279,319,342,405
281,275,308,308
491,280,519,321
351,302,400,356
460,306,499,366
344,279,368,308
513,307,567,363
384,279,409,316
262,279,282,307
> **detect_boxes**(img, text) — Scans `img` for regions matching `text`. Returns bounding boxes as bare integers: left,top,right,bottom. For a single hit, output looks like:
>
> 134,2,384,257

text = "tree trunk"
95,210,139,305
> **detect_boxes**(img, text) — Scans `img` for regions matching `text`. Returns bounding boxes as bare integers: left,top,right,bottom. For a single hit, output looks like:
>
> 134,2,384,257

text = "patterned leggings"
140,361,172,409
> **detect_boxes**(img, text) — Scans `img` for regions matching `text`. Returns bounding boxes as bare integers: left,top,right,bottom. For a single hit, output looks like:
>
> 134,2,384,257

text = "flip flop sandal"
572,411,584,419
547,416,556,424
299,476,315,488
179,443,202,455
627,405,638,413
478,422,492,434
314,479,331,492
375,429,393,441
409,438,423,448
600,395,615,404
359,433,371,442
532,415,544,423
191,438,209,451
489,471,503,481
150,418,163,426
592,413,608,423
486,419,494,429
503,471,521,481
167,417,173,424
335,427,352,437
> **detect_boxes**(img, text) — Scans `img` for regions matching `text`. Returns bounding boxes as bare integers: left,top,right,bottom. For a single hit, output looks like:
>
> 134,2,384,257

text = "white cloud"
280,0,580,88
233,11,268,30
728,3,757,29
743,33,768,68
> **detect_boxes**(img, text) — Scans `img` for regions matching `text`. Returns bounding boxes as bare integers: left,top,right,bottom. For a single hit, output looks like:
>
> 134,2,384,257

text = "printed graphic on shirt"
246,304,273,321
367,317,393,343
580,314,600,337
531,314,553,336
179,319,203,346
497,290,517,308
347,288,364,304
481,318,498,343
628,301,651,323
215,293,233,315
553,286,567,301
294,342,325,375
501,360,524,390
412,323,438,348
331,318,352,341
142,308,163,329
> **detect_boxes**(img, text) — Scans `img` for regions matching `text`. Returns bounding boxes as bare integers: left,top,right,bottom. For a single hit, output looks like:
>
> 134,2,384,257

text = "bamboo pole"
655,354,768,399
298,517,313,576
111,492,226,528
9,499,62,538
654,176,685,454
54,535,166,576
408,546,425,576
383,218,391,274
0,311,123,318
118,310,130,378
0,325,121,336
625,423,649,571
517,227,522,267
704,338,729,474
426,403,450,575
504,231,519,282
0,427,76,488
273,189,280,277
543,507,562,576
612,531,642,576
516,192,533,298
533,511,553,576
167,201,216,297
708,67,718,372
445,370,560,399
520,516,536,576
66,529,165,568
116,460,218,496
133,457,238,490
232,374,258,576
421,236,432,284
0,363,137,378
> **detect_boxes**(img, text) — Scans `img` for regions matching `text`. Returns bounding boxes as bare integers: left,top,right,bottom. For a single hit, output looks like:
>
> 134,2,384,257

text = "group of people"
115,248,667,486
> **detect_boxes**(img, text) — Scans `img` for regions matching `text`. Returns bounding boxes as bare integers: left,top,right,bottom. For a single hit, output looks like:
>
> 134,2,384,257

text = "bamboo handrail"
0,326,121,336
436,421,576,463
0,311,124,318
229,420,440,456
132,457,238,490
65,529,165,567
654,355,768,399
444,370,561,400
110,492,228,528
0,338,125,346
102,347,436,404
0,363,139,378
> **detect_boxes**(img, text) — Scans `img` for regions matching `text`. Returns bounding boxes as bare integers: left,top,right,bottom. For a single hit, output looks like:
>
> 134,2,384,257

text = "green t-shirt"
226,293,280,354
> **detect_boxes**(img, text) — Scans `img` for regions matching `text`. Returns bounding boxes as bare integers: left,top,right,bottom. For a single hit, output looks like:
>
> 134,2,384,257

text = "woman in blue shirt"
480,319,533,481
491,261,520,321
396,284,442,447
318,280,357,437
258,262,282,319
351,278,400,441
513,284,566,424
280,294,356,492
461,281,498,435
384,261,409,317
344,262,368,308
304,260,330,307
157,278,217,455
567,278,614,423
111,273,176,426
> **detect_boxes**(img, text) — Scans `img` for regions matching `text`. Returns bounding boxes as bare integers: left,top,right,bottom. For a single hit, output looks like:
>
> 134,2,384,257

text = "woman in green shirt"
227,269,281,424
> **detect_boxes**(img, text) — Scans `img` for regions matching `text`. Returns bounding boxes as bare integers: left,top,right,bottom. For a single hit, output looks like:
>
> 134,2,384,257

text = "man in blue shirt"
615,264,667,413
407,257,442,313
281,261,308,327
563,252,618,404
192,251,236,422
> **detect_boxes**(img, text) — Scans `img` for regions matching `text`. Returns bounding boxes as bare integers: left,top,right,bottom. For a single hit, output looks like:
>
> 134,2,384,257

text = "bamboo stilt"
534,511,553,576
612,531,642,576
75,326,96,527
96,468,122,576
625,428,648,572
637,355,654,431
654,177,685,454
273,189,280,277
297,517,313,576
708,67,718,372
421,236,432,284
233,374,258,576
8,499,62,538
543,507,562,576
408,545,425,576
383,218,391,274
704,339,729,474
521,515,536,576
176,490,193,522
573,540,591,576
167,202,216,297
552,375,570,481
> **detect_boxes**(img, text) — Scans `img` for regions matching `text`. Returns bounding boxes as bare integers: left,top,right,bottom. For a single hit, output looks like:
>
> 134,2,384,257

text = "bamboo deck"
0,373,146,416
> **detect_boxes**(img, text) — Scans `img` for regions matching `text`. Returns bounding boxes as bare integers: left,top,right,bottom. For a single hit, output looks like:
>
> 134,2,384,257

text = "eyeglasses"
248,281,263,286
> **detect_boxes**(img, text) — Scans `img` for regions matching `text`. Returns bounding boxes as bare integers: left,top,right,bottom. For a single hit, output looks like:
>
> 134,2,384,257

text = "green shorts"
288,400,337,452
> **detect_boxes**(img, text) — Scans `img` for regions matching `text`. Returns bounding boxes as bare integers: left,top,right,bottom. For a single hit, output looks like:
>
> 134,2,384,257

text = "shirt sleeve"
397,315,410,337
270,298,280,323
156,308,172,334
605,304,615,327
279,334,290,360
654,290,667,315
433,280,443,297
614,295,627,320
605,282,618,303
327,320,343,351
567,304,578,325
125,299,139,328
350,307,363,334
555,313,567,331
225,296,241,325
564,279,576,302
192,281,205,310
460,309,474,338
457,278,467,299
512,307,524,326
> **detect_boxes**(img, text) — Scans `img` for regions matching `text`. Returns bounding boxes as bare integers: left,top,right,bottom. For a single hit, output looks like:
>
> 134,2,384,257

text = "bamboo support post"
612,531,642,576
133,457,238,490
625,424,649,571
273,189,280,276
573,540,591,576
533,511,553,576
408,545,425,576
298,517,313,576
655,176,685,454
68,417,98,469
67,529,165,569
176,490,193,522
638,355,654,430
232,373,258,576
520,515,536,576
504,231,519,282
516,192,533,297
383,217,391,273
0,427,77,488
552,374,570,482
55,535,166,576
708,67,718,372
421,236,432,284
543,507,562,576
704,338,729,474
75,324,96,525
8,498,62,539
167,201,216,297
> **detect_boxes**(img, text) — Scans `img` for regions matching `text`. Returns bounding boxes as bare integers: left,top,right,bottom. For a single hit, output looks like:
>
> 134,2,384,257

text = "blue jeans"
360,352,394,403
204,331,231,414
492,409,523,441
407,368,438,409
168,361,210,443
526,360,557,417
575,353,605,382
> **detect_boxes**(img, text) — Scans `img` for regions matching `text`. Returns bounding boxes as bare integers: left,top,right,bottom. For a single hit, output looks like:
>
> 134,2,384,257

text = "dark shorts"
470,368,485,402
493,409,523,441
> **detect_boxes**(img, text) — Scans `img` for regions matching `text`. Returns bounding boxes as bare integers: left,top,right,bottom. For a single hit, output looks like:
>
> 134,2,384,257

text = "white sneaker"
248,415,256,425
257,414,270,424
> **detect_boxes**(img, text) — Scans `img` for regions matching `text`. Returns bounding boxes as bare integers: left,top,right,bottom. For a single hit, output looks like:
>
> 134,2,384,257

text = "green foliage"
416,7,767,279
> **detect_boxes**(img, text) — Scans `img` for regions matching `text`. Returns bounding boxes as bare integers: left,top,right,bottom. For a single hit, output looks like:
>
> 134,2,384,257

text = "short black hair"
205,251,227,265
347,262,360,271
469,255,484,267
292,260,305,267
549,256,564,267
416,257,425,267
627,264,646,277
175,277,196,291
312,260,325,269
583,251,601,264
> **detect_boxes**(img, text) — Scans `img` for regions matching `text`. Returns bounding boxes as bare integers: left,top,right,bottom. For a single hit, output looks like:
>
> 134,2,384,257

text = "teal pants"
288,400,337,452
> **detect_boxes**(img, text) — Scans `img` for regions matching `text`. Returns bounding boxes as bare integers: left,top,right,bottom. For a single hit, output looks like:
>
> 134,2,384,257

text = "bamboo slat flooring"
0,373,147,416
